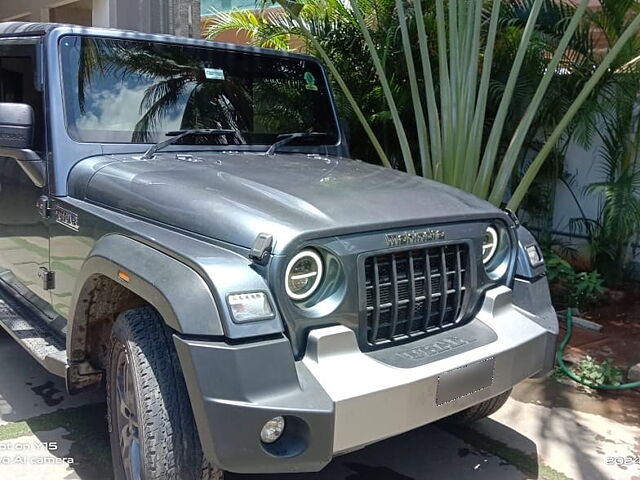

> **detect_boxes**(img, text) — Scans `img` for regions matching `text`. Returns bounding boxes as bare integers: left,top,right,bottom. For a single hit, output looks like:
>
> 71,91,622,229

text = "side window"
0,52,45,155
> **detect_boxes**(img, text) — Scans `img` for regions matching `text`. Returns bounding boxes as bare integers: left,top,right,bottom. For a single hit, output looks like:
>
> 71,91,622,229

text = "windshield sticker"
204,68,225,80
304,71,318,91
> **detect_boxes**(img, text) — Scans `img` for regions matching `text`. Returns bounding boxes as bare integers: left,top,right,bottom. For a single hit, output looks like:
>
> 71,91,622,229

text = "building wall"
170,0,201,38
106,0,200,37
552,115,640,276
50,3,92,25
0,0,201,38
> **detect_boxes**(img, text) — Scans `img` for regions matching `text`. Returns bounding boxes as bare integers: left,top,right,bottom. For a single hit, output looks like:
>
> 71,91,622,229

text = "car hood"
72,152,503,253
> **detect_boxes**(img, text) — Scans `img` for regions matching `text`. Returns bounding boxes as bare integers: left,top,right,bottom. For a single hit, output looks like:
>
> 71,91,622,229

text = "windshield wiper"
266,131,328,156
141,128,245,159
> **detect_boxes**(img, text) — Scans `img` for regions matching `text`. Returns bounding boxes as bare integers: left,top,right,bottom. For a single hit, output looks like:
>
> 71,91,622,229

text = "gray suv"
0,22,557,479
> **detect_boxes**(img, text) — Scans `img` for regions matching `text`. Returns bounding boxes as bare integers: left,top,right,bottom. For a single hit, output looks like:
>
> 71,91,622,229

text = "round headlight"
482,226,499,264
285,249,323,300
482,224,511,280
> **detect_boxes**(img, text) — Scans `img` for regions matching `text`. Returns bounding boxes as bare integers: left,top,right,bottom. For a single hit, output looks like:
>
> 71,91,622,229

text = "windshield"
59,35,340,146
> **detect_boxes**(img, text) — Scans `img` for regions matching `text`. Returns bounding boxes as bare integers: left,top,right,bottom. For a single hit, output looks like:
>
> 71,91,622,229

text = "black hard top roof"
0,21,64,36
0,21,317,62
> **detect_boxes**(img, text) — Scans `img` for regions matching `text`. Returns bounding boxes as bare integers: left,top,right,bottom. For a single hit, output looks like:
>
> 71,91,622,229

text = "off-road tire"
446,389,512,424
107,306,223,480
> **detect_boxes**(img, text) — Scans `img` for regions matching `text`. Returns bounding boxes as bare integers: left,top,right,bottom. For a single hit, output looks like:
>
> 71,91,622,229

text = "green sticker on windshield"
304,71,318,91
204,68,225,80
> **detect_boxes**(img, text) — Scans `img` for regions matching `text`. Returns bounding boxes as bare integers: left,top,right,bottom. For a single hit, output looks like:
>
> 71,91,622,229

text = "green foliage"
572,270,605,309
206,0,640,213
545,249,576,286
206,0,397,165
540,240,604,309
575,355,623,386
570,123,640,285
508,4,640,210
567,0,640,285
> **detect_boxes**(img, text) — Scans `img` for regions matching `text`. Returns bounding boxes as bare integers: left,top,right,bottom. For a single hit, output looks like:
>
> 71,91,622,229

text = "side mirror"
0,102,34,149
0,103,46,187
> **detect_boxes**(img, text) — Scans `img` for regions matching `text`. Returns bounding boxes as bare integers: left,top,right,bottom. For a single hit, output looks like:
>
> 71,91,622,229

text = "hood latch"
249,233,274,265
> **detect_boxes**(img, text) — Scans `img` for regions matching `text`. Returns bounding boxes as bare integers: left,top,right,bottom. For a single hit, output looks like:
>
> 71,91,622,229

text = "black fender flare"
67,234,224,364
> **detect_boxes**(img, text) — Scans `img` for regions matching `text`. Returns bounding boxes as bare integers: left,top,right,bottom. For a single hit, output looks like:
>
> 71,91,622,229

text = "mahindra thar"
0,22,557,479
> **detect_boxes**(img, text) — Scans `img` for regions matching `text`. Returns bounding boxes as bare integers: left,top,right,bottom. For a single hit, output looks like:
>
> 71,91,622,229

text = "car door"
0,42,52,311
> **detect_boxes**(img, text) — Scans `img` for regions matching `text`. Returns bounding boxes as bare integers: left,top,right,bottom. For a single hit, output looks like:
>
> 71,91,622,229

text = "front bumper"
174,284,557,473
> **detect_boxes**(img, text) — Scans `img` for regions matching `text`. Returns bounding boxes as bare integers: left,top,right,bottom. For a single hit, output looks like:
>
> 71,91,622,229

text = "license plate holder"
436,358,495,405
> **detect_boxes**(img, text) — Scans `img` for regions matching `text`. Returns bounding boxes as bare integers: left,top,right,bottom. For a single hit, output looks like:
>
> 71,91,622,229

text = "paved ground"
0,330,638,480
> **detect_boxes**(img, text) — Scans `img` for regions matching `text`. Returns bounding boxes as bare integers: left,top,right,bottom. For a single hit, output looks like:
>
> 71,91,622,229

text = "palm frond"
132,76,190,142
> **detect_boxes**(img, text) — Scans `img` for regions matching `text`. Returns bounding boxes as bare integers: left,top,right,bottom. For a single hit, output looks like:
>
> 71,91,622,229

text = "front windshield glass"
59,35,339,146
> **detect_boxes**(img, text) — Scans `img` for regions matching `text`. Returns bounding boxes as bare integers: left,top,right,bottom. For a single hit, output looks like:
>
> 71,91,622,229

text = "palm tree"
205,0,402,166
206,0,640,211
568,0,640,284
581,115,640,284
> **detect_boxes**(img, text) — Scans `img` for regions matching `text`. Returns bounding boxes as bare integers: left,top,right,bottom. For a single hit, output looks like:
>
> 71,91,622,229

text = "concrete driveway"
0,330,638,480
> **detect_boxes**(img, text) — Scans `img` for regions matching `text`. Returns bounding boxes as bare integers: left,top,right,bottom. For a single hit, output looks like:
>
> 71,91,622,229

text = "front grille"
363,244,469,347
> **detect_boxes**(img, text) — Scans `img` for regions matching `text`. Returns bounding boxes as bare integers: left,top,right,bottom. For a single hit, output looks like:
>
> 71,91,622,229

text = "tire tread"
446,389,512,424
108,307,223,480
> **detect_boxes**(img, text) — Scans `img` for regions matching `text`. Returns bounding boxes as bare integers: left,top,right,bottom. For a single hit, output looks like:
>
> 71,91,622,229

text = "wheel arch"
67,234,224,390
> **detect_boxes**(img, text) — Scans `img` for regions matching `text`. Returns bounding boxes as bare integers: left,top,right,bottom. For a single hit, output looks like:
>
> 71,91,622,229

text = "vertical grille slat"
370,257,382,343
422,248,432,331
438,247,448,328
453,245,464,320
407,252,416,333
364,243,469,348
389,253,399,337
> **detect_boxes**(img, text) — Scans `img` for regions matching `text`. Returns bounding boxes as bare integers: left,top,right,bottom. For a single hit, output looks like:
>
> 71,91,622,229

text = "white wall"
552,120,640,277
91,0,111,27
552,135,604,234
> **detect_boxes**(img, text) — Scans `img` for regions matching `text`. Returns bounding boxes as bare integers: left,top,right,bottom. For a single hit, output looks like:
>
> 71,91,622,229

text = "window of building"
201,0,263,14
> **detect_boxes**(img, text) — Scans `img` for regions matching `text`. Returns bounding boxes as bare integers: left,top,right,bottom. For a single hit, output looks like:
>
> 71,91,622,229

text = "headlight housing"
482,226,499,265
482,224,511,280
285,249,323,300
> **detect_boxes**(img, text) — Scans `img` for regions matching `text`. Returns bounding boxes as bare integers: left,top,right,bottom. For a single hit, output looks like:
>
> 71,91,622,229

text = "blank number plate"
436,358,495,405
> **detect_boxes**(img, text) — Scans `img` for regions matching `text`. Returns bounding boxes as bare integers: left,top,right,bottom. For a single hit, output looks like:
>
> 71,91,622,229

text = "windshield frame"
45,27,348,196
56,32,343,151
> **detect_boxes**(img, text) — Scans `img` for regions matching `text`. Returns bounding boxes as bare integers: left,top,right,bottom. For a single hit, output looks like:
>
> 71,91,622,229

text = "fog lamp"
260,416,285,444
227,292,274,323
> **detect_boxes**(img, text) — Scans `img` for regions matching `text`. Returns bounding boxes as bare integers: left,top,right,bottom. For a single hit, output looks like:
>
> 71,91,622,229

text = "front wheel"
107,306,223,480
445,389,512,424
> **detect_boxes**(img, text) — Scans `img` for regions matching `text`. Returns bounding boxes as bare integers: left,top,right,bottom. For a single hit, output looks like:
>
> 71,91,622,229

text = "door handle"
36,195,50,218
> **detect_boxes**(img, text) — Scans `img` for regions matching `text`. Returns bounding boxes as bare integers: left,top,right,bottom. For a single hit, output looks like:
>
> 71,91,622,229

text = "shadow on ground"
5,327,638,480
11,407,538,480
227,422,535,480
0,327,537,480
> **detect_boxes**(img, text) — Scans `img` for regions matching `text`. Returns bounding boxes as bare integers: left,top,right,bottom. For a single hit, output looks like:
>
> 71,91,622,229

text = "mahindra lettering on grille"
363,244,469,347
